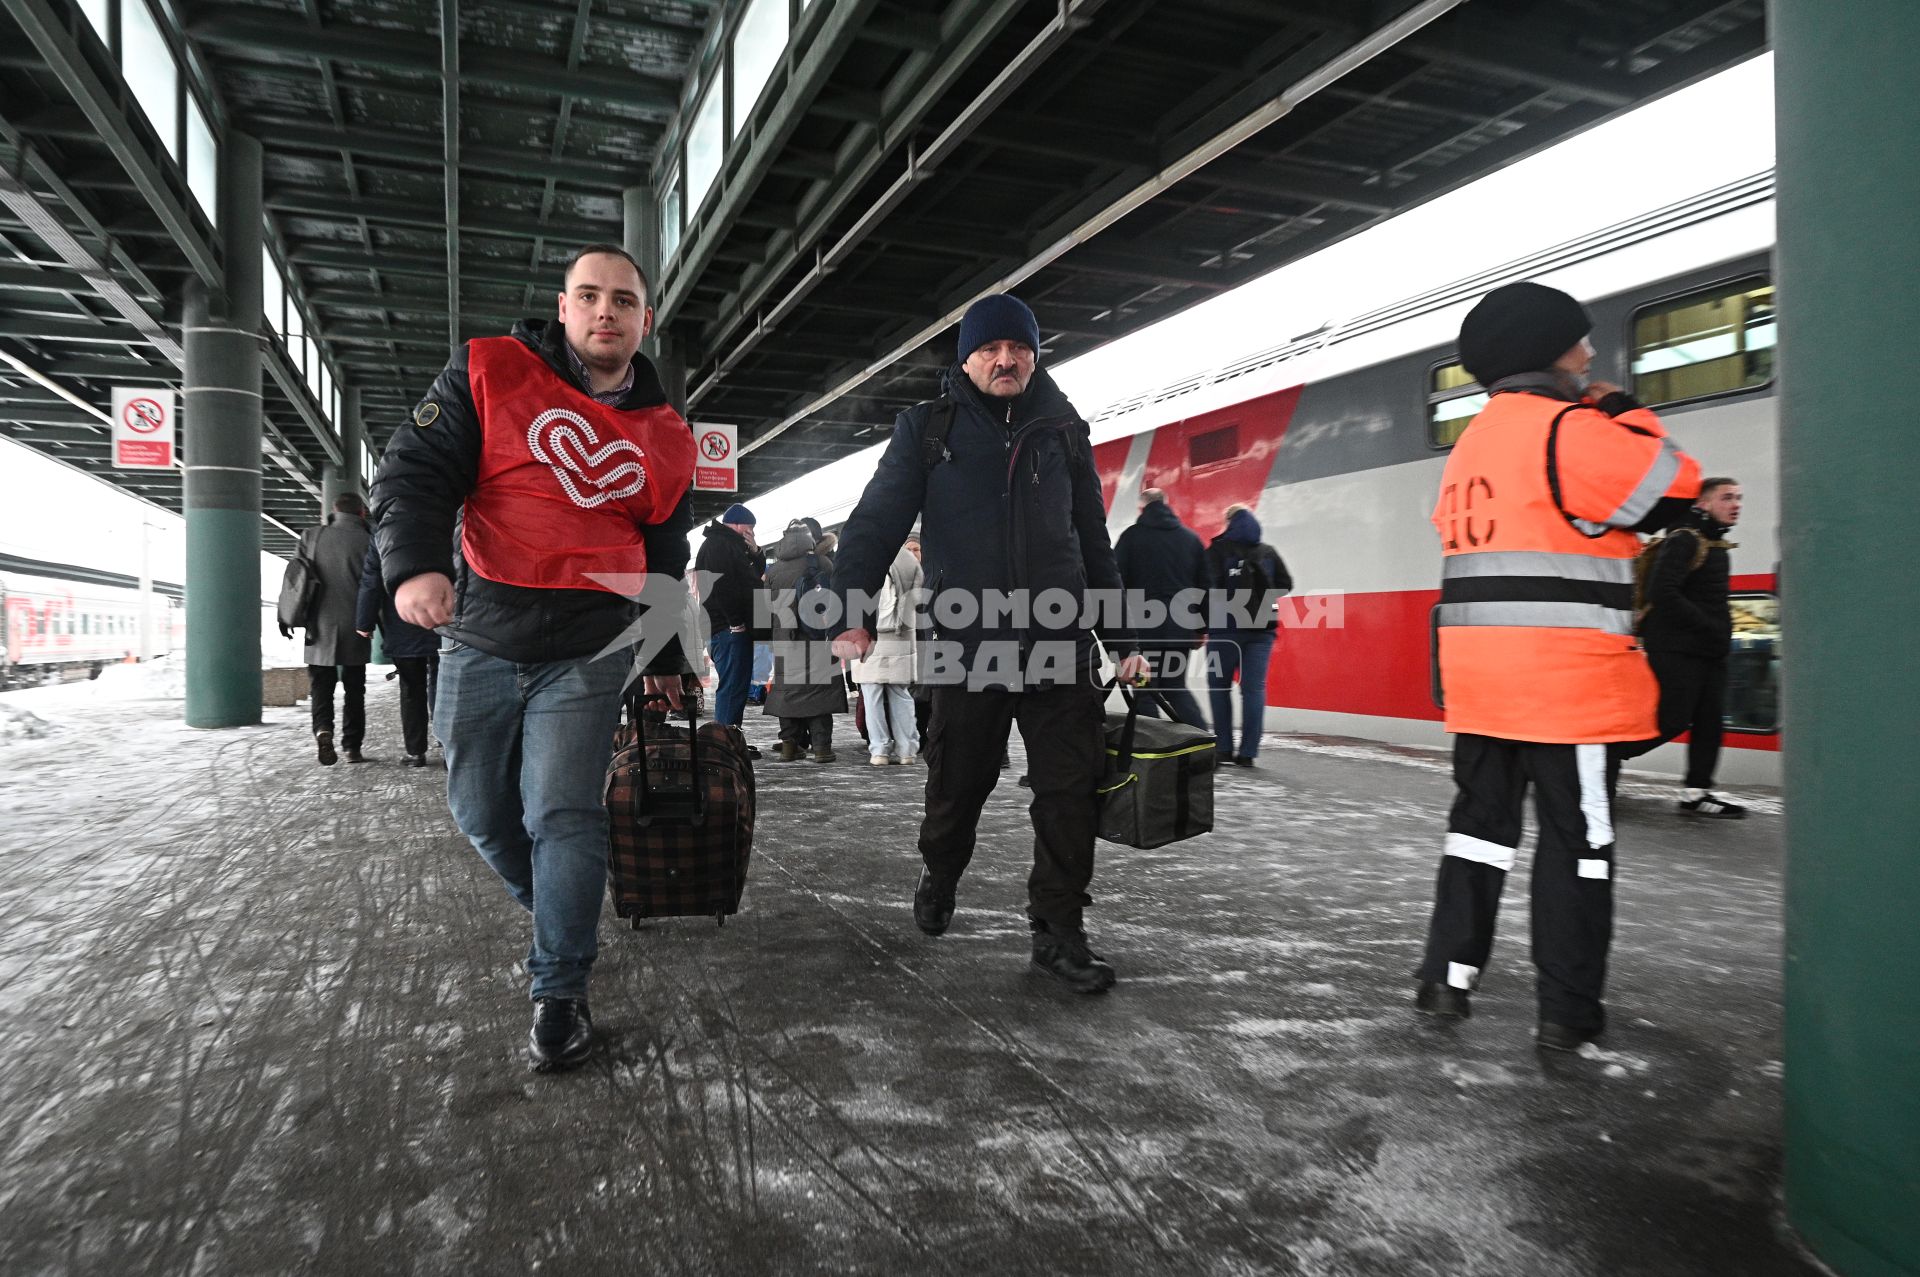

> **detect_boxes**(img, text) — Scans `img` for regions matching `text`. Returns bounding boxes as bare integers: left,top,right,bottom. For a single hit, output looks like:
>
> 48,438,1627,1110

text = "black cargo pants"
920,681,1107,931
1416,733,1619,1032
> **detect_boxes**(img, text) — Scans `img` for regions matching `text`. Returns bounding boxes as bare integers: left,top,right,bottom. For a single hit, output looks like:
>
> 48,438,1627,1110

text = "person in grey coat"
292,493,374,765
763,517,846,761
852,541,923,765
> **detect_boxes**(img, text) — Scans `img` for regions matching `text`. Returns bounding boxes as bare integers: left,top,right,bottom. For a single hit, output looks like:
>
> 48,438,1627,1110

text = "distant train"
0,570,184,688
1086,172,1781,783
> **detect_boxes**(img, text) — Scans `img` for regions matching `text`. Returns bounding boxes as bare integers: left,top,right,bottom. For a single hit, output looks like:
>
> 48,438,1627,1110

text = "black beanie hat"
1457,282,1591,387
956,294,1041,361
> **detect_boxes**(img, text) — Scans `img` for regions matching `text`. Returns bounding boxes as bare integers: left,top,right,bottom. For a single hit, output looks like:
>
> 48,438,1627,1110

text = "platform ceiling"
0,0,1766,547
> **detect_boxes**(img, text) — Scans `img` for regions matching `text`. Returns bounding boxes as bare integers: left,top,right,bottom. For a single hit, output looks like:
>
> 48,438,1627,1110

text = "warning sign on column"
111,387,176,470
693,423,738,491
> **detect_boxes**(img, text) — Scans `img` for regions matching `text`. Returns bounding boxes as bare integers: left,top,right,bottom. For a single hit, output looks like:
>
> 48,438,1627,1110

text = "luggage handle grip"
624,684,707,825
1101,672,1180,779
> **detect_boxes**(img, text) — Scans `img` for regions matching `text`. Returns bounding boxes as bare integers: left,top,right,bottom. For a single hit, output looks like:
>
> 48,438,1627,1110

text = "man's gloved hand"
277,622,293,640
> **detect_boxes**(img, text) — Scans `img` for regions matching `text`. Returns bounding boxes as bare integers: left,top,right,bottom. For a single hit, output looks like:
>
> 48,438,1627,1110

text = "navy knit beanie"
957,294,1041,361
1457,282,1591,387
721,503,755,526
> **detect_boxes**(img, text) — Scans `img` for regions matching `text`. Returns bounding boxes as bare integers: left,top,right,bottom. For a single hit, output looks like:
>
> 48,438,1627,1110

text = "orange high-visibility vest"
1433,391,1702,744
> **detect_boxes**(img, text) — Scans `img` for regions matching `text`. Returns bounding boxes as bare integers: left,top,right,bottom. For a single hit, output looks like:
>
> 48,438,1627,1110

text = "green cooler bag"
1098,686,1216,848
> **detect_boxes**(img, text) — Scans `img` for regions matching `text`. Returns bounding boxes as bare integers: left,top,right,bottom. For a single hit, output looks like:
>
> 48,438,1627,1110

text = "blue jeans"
861,682,919,759
708,629,752,727
438,641,631,1001
1207,630,1274,760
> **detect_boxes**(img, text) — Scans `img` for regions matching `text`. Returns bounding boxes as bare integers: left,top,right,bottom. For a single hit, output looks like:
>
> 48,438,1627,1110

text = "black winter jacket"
369,319,694,669
1638,507,1734,659
831,365,1130,686
1114,500,1210,646
354,536,438,660
693,521,765,633
1205,535,1292,632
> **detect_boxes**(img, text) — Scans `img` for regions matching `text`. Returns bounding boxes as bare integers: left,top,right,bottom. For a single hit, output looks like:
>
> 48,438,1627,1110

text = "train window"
1725,593,1780,733
1189,424,1238,468
1428,361,1487,448
1631,276,1775,406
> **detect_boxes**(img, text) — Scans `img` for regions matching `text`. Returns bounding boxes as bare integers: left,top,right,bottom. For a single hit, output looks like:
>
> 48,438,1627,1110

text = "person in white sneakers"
854,538,923,765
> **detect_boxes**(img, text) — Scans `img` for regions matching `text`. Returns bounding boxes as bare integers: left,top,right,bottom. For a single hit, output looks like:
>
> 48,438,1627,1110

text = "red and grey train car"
1085,175,1781,783
0,570,184,688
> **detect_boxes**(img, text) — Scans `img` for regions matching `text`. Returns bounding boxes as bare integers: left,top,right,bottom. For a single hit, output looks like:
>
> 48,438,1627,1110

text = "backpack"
794,552,833,640
275,529,322,630
1632,527,1711,629
1216,543,1286,628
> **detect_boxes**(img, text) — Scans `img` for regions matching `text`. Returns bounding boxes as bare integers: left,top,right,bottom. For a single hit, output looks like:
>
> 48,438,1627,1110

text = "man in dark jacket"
693,502,763,735
1203,505,1291,765
370,244,696,1073
287,493,373,766
1114,487,1210,729
830,294,1145,994
1621,477,1745,817
355,532,439,767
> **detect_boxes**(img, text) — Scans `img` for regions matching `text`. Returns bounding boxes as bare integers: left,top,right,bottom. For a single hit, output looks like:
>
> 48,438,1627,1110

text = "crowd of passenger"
277,247,1752,1072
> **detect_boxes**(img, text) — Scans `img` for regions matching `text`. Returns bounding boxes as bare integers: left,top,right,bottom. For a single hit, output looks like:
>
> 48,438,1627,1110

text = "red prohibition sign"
123,397,166,434
700,430,732,461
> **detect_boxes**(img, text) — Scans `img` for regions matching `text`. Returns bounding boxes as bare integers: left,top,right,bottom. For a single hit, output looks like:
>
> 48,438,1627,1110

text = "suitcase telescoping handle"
623,684,706,827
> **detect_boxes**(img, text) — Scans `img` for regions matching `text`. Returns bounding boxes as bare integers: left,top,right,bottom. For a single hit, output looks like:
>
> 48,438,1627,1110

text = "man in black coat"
1626,477,1746,817
830,294,1145,994
1114,487,1210,729
370,244,696,1073
355,532,439,767
693,502,764,736
287,493,373,766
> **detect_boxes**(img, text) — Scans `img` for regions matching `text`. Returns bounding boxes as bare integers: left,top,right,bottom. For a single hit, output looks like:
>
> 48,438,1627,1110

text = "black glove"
277,622,293,639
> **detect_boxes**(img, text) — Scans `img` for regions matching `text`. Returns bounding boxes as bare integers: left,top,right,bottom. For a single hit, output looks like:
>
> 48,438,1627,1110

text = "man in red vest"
1414,282,1701,1052
371,245,696,1073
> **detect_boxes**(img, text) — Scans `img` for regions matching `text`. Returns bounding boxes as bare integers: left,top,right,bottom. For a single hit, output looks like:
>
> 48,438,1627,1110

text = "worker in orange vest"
1413,281,1702,1052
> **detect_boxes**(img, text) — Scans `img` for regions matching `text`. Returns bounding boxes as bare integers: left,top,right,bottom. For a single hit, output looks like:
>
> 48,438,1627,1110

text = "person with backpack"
828,294,1146,994
284,493,373,766
1203,504,1291,766
1616,477,1746,818
764,516,845,761
1115,487,1212,730
852,539,924,765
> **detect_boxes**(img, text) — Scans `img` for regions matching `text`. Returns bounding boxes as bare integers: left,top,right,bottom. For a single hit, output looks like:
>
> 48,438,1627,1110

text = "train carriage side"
1090,250,1781,784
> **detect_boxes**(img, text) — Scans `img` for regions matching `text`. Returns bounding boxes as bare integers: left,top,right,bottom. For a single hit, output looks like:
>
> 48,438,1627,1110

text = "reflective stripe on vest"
1439,551,1635,634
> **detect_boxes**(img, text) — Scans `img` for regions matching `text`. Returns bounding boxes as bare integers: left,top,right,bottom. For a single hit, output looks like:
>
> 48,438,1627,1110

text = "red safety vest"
461,336,695,593
1433,392,1701,744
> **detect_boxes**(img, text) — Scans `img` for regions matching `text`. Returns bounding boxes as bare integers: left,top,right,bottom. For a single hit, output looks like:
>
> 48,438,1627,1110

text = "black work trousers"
1417,733,1619,1032
1613,652,1726,790
308,664,366,751
392,653,438,757
919,681,1106,931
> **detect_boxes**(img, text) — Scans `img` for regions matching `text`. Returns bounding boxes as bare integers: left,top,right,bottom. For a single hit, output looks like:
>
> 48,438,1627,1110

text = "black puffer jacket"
1114,500,1209,646
1639,507,1734,658
693,521,764,633
354,535,437,660
831,364,1129,686
369,319,694,669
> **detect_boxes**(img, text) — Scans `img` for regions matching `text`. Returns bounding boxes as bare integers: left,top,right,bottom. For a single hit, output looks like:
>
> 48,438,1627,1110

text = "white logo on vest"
527,408,649,508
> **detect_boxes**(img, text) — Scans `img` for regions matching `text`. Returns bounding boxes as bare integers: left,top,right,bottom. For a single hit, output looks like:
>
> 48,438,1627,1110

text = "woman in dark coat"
762,517,847,761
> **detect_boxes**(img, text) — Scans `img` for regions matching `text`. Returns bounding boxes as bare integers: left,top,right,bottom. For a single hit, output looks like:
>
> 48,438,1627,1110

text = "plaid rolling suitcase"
605,692,756,925
1097,682,1216,849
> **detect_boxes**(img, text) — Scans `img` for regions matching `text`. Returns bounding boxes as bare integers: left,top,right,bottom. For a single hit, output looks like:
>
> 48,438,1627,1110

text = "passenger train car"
0,571,184,688
1085,173,1782,783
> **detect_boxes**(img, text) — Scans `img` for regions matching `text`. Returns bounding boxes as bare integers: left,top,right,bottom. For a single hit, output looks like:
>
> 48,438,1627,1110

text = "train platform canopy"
0,673,1816,1274
0,0,1767,544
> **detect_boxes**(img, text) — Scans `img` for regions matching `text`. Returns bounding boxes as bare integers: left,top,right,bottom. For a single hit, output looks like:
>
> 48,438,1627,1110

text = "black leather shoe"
529,997,594,1072
1536,1020,1602,1052
315,731,337,766
1031,924,1116,994
1414,981,1471,1019
913,868,957,936
403,753,427,768
343,747,365,764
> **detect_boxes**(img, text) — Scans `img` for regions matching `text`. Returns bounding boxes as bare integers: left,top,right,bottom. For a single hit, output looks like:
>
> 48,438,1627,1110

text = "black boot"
1414,981,1471,1019
1536,1020,1602,1053
315,730,337,766
529,997,594,1072
1031,923,1115,994
912,868,957,936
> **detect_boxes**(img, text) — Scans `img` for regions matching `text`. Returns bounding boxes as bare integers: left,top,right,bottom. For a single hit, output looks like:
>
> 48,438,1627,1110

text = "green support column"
1776,4,1920,1274
183,131,265,728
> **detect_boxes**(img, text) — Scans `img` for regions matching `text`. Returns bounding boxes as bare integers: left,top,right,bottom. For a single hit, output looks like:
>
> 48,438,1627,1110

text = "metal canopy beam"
240,117,643,187
185,7,682,114
263,188,615,241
